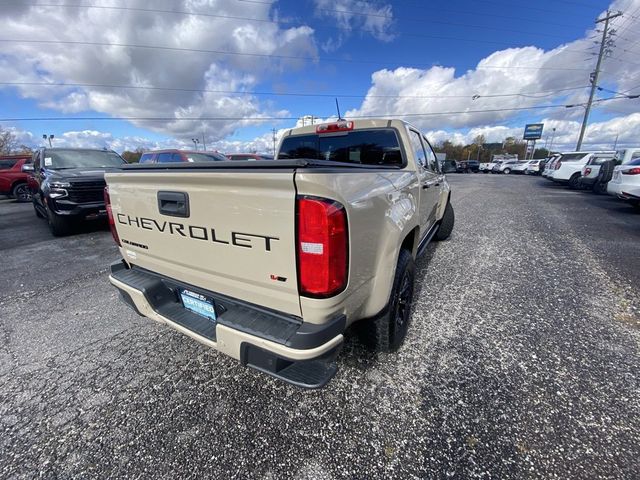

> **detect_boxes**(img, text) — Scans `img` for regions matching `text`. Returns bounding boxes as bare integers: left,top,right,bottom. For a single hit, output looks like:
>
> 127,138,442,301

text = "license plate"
180,289,217,321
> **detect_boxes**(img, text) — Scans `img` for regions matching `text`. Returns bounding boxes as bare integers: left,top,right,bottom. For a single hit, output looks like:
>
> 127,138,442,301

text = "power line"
0,81,590,99
0,38,598,71
240,0,577,17
0,97,631,123
596,86,640,98
0,1,583,40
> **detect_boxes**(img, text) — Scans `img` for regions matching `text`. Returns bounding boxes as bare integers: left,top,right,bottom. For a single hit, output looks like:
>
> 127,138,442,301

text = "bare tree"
473,134,486,146
0,127,18,154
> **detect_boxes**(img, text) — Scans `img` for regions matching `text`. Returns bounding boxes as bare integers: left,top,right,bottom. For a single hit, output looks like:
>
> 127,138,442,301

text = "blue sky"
0,0,638,152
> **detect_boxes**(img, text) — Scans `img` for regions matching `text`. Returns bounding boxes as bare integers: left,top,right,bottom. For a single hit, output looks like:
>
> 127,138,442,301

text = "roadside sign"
523,123,544,140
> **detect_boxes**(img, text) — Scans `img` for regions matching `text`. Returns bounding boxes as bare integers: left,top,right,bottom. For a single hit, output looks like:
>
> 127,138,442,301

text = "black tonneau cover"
120,159,401,171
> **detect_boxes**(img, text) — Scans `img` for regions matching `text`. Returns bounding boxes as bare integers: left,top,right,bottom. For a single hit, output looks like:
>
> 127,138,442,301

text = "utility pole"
576,10,622,151
613,133,619,150
202,133,206,151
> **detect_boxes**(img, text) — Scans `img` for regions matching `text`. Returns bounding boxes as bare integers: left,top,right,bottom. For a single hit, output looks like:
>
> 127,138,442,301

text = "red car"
0,155,32,202
139,149,227,163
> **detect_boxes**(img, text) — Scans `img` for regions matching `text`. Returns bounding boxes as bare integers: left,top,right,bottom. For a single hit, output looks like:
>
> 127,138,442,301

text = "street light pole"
272,128,277,157
548,128,556,155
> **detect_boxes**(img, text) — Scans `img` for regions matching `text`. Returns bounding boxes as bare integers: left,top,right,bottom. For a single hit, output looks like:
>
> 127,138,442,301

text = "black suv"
24,148,126,236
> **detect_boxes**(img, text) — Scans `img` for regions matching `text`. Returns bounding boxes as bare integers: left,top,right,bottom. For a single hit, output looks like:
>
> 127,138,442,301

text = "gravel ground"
0,175,638,479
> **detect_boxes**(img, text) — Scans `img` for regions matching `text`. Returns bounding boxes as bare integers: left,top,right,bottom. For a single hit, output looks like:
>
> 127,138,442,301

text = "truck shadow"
339,244,437,370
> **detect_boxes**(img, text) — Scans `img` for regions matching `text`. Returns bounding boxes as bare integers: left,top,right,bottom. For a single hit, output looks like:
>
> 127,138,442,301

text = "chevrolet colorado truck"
106,119,454,388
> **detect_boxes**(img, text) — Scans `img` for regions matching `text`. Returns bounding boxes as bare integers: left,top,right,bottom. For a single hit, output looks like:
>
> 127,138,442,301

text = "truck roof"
284,118,409,137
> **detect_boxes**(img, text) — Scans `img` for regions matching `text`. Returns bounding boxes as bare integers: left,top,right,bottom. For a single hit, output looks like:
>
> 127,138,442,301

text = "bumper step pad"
241,343,340,389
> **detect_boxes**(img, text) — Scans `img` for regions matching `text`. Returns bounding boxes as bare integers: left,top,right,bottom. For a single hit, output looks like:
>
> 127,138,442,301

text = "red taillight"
316,121,354,134
555,161,562,170
104,186,121,246
297,196,348,297
623,167,640,175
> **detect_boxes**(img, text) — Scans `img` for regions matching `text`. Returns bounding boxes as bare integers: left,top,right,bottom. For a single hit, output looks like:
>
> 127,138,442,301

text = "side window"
33,151,41,170
0,160,16,170
139,153,154,163
422,135,439,173
157,153,174,163
408,129,427,168
172,153,184,162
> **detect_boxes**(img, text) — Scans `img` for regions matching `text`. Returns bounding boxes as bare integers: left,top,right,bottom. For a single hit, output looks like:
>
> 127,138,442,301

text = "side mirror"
22,164,35,173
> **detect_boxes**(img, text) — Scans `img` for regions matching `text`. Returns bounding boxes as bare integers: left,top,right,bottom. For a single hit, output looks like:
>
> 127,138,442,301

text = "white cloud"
0,0,318,143
1,0,638,154
313,0,395,51
8,111,640,157
424,113,640,151
344,0,640,132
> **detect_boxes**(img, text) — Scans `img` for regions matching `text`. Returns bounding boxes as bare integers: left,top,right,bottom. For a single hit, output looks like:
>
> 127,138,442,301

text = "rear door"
106,170,302,316
0,159,17,192
407,128,439,234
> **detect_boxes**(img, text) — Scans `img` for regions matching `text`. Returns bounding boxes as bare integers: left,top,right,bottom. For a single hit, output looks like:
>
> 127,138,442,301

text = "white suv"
493,159,518,174
542,154,561,178
608,158,640,209
510,160,532,174
550,151,615,188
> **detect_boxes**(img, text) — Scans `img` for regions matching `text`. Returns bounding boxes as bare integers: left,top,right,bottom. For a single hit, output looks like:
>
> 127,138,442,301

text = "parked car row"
138,150,274,163
6,147,274,236
479,158,548,175
541,148,640,210
439,160,480,173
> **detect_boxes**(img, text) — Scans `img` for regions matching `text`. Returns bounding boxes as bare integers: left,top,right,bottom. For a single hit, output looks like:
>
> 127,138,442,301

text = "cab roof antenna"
335,98,343,120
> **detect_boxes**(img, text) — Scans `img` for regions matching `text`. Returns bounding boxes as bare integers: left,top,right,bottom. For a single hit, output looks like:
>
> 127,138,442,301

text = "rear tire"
568,173,581,190
435,202,454,241
11,182,31,202
359,249,415,352
592,181,607,195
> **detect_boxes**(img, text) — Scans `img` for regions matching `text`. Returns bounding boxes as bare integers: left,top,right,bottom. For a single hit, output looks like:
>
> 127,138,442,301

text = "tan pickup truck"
106,119,454,388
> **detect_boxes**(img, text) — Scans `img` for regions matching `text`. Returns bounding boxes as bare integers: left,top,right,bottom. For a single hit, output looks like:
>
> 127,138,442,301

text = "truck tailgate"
105,170,301,317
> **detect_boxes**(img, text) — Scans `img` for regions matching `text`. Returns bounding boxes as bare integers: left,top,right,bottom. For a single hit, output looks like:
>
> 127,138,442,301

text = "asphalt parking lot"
1,175,638,479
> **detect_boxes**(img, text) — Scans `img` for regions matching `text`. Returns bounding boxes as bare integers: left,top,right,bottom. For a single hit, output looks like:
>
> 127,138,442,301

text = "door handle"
157,191,190,217
423,181,440,189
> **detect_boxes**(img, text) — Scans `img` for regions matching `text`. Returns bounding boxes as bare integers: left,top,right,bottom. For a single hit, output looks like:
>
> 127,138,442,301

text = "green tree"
503,136,516,147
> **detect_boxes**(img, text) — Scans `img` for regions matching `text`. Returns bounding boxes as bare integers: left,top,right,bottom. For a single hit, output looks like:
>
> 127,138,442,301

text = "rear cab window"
139,153,155,163
278,128,404,167
157,153,174,163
